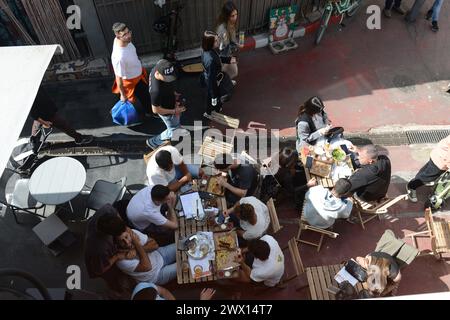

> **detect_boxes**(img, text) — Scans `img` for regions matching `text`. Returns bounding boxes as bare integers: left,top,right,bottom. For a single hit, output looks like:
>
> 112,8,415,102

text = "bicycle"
153,2,203,73
315,0,363,45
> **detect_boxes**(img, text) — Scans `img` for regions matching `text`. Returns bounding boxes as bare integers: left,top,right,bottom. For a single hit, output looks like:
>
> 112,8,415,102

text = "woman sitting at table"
274,147,308,209
303,178,354,229
355,229,419,297
224,196,271,245
295,96,332,150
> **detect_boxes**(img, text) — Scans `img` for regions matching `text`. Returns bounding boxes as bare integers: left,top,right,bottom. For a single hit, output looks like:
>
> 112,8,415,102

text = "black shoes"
426,10,432,20
432,21,439,32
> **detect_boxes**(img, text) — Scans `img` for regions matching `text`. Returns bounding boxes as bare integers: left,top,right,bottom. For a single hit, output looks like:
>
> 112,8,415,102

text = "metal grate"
406,130,450,145
345,129,450,146
346,133,409,146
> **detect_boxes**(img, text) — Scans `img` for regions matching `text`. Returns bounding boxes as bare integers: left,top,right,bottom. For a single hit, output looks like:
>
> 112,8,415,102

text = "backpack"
260,175,281,203
428,171,450,210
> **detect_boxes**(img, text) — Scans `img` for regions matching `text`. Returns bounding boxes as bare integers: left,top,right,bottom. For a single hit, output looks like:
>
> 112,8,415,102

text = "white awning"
0,45,62,175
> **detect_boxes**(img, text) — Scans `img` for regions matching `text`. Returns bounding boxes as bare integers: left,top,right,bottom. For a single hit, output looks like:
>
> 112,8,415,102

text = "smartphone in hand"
305,156,314,169
217,212,226,224
340,144,351,155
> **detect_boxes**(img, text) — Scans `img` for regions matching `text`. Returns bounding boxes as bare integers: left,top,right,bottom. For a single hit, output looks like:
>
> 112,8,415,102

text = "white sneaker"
231,80,237,86
406,186,418,203
174,128,191,137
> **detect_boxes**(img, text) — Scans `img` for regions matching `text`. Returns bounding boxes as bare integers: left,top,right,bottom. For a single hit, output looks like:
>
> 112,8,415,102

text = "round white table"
29,157,86,210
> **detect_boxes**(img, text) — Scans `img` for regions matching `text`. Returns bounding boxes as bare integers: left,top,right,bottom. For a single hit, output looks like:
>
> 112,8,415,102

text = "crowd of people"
385,0,443,32
27,0,448,300
110,1,241,151
82,90,450,300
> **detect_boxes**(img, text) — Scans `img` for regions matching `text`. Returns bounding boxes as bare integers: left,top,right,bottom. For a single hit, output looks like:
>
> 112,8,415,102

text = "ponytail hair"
298,96,325,117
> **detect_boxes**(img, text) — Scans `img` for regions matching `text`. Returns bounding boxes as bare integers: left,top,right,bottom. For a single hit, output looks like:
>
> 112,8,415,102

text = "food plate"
207,176,224,196
310,159,333,178
187,233,212,260
216,250,240,271
214,232,240,270
214,231,238,250
314,146,325,155
332,148,347,162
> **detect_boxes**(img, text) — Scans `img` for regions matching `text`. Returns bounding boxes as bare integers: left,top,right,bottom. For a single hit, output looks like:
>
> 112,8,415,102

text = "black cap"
155,59,177,82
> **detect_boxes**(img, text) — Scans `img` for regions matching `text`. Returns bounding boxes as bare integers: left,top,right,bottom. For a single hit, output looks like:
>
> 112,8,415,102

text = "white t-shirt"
239,197,270,240
116,230,164,283
127,186,167,230
250,235,285,287
146,146,184,186
111,40,143,79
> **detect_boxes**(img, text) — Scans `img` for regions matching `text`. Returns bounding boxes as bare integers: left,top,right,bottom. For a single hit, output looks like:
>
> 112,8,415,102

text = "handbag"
217,71,234,102
111,100,139,126
344,259,368,282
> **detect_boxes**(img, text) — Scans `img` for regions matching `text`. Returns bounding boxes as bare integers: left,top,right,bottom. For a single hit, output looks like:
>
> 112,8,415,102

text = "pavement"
1,0,450,299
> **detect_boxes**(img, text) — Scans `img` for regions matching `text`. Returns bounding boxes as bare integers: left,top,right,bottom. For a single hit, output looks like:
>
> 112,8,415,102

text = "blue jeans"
149,114,180,147
155,243,177,285
430,0,443,22
385,0,401,9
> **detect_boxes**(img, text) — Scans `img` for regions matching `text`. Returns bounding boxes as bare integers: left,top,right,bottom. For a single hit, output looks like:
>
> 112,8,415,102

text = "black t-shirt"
228,164,258,197
29,87,58,120
149,68,176,110
349,155,391,202
368,251,399,280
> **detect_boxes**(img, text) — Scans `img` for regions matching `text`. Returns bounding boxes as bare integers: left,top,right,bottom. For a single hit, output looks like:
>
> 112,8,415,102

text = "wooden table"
306,264,367,300
300,153,353,189
175,196,240,284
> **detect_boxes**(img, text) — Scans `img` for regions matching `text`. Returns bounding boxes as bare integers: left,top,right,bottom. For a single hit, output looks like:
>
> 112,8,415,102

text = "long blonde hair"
365,256,390,296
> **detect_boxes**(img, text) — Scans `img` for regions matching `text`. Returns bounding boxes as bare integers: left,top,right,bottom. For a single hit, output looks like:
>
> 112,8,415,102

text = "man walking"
30,86,93,145
426,0,443,32
111,22,153,118
146,59,189,150
384,0,406,18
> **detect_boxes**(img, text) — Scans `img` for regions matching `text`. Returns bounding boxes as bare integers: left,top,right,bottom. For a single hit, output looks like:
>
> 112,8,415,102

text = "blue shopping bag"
111,100,139,126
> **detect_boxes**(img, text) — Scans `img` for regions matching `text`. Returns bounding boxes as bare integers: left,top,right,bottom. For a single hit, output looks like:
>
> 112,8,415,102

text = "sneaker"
406,185,418,203
174,127,191,137
146,138,158,150
432,21,439,32
383,9,392,18
425,10,432,20
231,80,237,86
75,135,93,145
392,6,405,15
